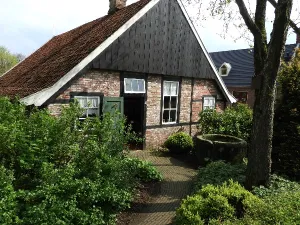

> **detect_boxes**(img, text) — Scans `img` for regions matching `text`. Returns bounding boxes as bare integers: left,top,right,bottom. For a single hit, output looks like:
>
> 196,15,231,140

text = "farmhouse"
0,0,235,148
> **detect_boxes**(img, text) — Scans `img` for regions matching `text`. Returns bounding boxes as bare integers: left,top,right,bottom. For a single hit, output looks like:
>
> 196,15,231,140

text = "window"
74,96,100,120
232,91,248,104
219,62,232,76
162,81,179,124
203,96,215,110
124,78,145,93
221,65,227,75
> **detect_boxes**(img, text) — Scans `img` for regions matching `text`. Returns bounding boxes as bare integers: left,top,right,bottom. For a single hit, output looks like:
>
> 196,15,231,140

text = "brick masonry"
145,77,226,148
46,70,227,148
146,75,162,126
47,70,120,116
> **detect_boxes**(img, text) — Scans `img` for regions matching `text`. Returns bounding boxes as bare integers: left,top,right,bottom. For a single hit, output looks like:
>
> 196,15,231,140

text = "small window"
124,78,145,93
221,65,227,75
74,96,100,120
203,96,215,110
232,91,248,104
162,81,179,124
219,62,232,76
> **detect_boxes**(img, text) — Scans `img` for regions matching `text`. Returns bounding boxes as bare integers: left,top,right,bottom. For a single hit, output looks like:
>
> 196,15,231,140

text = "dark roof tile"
210,44,297,87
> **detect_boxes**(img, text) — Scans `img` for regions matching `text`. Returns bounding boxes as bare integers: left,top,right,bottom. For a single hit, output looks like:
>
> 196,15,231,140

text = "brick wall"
180,78,192,123
191,79,224,122
146,75,161,126
145,125,190,149
46,70,227,149
47,70,120,115
145,77,226,148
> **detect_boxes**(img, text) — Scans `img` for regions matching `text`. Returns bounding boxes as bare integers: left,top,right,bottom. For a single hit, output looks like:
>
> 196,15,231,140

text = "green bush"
252,175,300,224
199,104,252,141
180,164,300,225
123,157,163,182
0,166,19,225
0,97,161,225
164,132,193,154
175,180,270,225
273,50,300,179
194,161,246,192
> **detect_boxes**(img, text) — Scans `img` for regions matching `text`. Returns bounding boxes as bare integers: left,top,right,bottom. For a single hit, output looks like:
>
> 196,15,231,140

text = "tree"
0,46,20,76
187,0,294,188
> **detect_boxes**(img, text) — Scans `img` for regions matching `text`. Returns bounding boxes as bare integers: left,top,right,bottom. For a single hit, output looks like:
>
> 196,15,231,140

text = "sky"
0,0,297,57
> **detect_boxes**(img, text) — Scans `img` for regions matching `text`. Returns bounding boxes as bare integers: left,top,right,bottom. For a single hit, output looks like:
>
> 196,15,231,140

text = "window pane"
163,110,169,123
170,110,176,122
138,80,145,92
171,96,177,108
132,79,139,91
125,79,131,92
88,108,98,117
171,82,178,95
204,99,209,106
81,109,88,118
164,96,170,109
164,82,171,96
87,97,99,108
75,97,87,108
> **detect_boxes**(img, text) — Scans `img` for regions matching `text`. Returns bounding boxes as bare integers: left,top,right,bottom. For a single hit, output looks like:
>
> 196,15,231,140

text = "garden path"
128,150,197,225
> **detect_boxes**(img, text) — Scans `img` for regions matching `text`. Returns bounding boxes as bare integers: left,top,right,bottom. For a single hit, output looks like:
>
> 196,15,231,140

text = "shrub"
194,161,246,192
198,104,252,141
252,174,300,224
123,157,163,182
164,132,193,154
175,180,269,225
273,50,300,178
0,97,162,225
0,166,19,225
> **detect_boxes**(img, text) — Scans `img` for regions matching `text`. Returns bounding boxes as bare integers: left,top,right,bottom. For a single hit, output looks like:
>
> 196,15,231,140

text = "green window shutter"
102,97,124,115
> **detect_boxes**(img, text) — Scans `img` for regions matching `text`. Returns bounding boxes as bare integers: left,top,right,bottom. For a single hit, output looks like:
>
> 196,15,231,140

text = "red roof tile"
0,0,151,98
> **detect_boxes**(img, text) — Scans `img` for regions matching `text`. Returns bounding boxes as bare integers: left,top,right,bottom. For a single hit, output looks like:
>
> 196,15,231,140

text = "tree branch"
268,0,300,34
235,0,262,37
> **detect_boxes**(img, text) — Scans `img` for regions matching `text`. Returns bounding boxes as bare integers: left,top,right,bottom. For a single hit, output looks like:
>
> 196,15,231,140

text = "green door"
102,97,124,115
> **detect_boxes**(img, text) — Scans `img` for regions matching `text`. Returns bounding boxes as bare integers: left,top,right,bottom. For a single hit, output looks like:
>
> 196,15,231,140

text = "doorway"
124,96,145,150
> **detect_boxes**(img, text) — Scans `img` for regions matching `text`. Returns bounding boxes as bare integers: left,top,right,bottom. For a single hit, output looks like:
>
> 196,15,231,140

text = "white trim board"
176,0,236,103
21,0,235,106
21,0,161,106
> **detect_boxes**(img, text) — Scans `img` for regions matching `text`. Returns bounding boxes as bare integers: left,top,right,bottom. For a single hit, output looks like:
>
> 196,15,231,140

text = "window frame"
124,78,146,94
232,91,248,104
73,95,101,120
162,80,180,125
202,96,216,110
219,62,232,76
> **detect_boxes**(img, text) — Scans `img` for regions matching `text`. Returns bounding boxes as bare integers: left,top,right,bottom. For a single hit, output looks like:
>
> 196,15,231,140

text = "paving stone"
128,151,197,225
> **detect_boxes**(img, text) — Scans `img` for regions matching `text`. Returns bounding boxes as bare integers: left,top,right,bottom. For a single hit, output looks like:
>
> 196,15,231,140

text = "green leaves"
0,46,19,75
164,132,194,154
198,104,252,142
176,180,264,225
0,97,161,225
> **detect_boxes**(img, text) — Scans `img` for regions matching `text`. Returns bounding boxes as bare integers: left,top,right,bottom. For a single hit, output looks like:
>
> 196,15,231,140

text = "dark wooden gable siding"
92,0,215,79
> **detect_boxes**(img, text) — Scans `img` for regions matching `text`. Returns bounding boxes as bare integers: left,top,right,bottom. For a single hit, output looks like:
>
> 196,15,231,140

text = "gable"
93,0,214,79
17,0,235,106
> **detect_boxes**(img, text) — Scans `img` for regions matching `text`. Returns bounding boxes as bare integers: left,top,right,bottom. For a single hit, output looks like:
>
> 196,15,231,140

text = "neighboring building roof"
0,0,236,105
210,43,297,87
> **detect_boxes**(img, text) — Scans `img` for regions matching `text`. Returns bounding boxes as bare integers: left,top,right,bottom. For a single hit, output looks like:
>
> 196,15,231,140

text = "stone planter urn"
194,134,247,165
